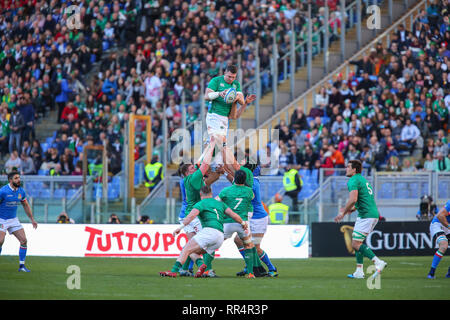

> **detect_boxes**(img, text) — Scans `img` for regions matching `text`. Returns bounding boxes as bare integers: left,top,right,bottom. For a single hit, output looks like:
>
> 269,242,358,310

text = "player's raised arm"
204,165,224,186
174,208,200,236
199,136,216,176
223,165,235,183
229,94,256,120
21,199,37,229
229,100,238,120
223,146,241,171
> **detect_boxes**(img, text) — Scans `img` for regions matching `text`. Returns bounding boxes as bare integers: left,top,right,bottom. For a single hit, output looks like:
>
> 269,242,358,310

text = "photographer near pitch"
416,195,438,221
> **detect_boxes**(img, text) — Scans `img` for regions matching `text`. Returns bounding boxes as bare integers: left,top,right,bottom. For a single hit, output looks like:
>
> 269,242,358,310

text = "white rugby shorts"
179,217,202,234
192,227,224,255
250,216,268,235
0,217,24,235
430,221,450,244
352,217,378,241
206,112,229,137
223,222,250,240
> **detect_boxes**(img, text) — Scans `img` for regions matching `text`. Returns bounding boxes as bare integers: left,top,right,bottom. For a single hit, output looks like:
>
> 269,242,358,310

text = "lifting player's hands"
215,165,225,174
173,226,182,236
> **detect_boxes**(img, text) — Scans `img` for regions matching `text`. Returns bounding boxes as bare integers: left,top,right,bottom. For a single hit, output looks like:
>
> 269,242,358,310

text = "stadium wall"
312,222,438,257
1,224,309,259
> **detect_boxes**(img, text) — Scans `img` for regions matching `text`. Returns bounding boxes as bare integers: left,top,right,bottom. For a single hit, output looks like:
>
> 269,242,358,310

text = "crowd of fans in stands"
0,0,334,176
0,0,448,180
274,0,450,175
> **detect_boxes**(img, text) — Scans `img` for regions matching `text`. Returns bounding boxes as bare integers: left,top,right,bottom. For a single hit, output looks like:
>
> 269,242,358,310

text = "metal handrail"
136,177,166,213
67,176,93,210
176,0,363,118
255,0,427,133
240,0,361,94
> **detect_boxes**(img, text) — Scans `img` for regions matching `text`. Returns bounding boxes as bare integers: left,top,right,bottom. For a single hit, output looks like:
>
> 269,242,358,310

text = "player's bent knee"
438,239,448,252
243,237,253,249
351,240,363,251
437,235,448,248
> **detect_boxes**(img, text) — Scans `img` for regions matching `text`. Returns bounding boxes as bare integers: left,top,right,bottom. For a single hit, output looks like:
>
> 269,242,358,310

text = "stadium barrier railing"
249,0,429,138
0,175,94,224
318,169,450,222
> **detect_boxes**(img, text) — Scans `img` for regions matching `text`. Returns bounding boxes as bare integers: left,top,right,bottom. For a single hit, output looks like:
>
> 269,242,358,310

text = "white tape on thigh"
252,236,263,245
437,235,448,244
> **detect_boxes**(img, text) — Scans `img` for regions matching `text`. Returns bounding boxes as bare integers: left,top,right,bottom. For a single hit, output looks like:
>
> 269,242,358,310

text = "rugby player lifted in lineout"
199,64,256,169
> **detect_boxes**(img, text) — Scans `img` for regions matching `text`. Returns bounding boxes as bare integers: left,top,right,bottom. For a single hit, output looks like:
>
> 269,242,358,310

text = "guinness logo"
340,225,355,254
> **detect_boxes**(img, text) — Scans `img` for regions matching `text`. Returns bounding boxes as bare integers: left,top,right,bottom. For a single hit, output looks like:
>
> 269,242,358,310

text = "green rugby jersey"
183,169,205,215
193,198,229,232
347,173,379,219
207,75,242,117
219,184,254,223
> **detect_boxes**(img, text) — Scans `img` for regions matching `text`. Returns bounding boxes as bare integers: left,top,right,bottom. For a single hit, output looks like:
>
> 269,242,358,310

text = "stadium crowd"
274,0,450,176
0,0,448,181
0,0,344,177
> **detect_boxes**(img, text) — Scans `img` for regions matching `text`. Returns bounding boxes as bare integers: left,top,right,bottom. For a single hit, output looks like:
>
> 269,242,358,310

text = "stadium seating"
408,183,419,199
67,189,78,199
54,189,67,199
38,170,49,176
395,183,409,199
438,181,449,199
41,143,49,154
39,189,52,198
107,187,120,199
26,188,40,199
378,183,393,199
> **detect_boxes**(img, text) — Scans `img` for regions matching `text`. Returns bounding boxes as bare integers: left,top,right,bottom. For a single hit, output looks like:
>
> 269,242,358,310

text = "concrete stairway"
34,109,60,144
230,0,412,131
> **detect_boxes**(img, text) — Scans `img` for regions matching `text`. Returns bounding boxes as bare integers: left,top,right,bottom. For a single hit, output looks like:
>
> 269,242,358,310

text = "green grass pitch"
0,256,449,300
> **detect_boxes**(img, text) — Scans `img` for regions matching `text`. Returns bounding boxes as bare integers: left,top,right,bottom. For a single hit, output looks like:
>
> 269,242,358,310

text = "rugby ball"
224,87,237,104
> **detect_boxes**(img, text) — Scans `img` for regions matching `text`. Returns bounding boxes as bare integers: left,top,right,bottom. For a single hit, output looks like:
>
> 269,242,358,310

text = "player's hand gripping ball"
224,87,237,104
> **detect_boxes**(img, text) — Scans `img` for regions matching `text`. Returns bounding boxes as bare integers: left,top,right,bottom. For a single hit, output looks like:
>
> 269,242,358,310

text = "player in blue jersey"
0,171,38,272
427,200,450,279
177,164,199,277
225,164,278,277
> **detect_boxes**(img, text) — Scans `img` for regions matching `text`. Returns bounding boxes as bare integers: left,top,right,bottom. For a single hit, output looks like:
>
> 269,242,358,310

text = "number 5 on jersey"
366,183,373,195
